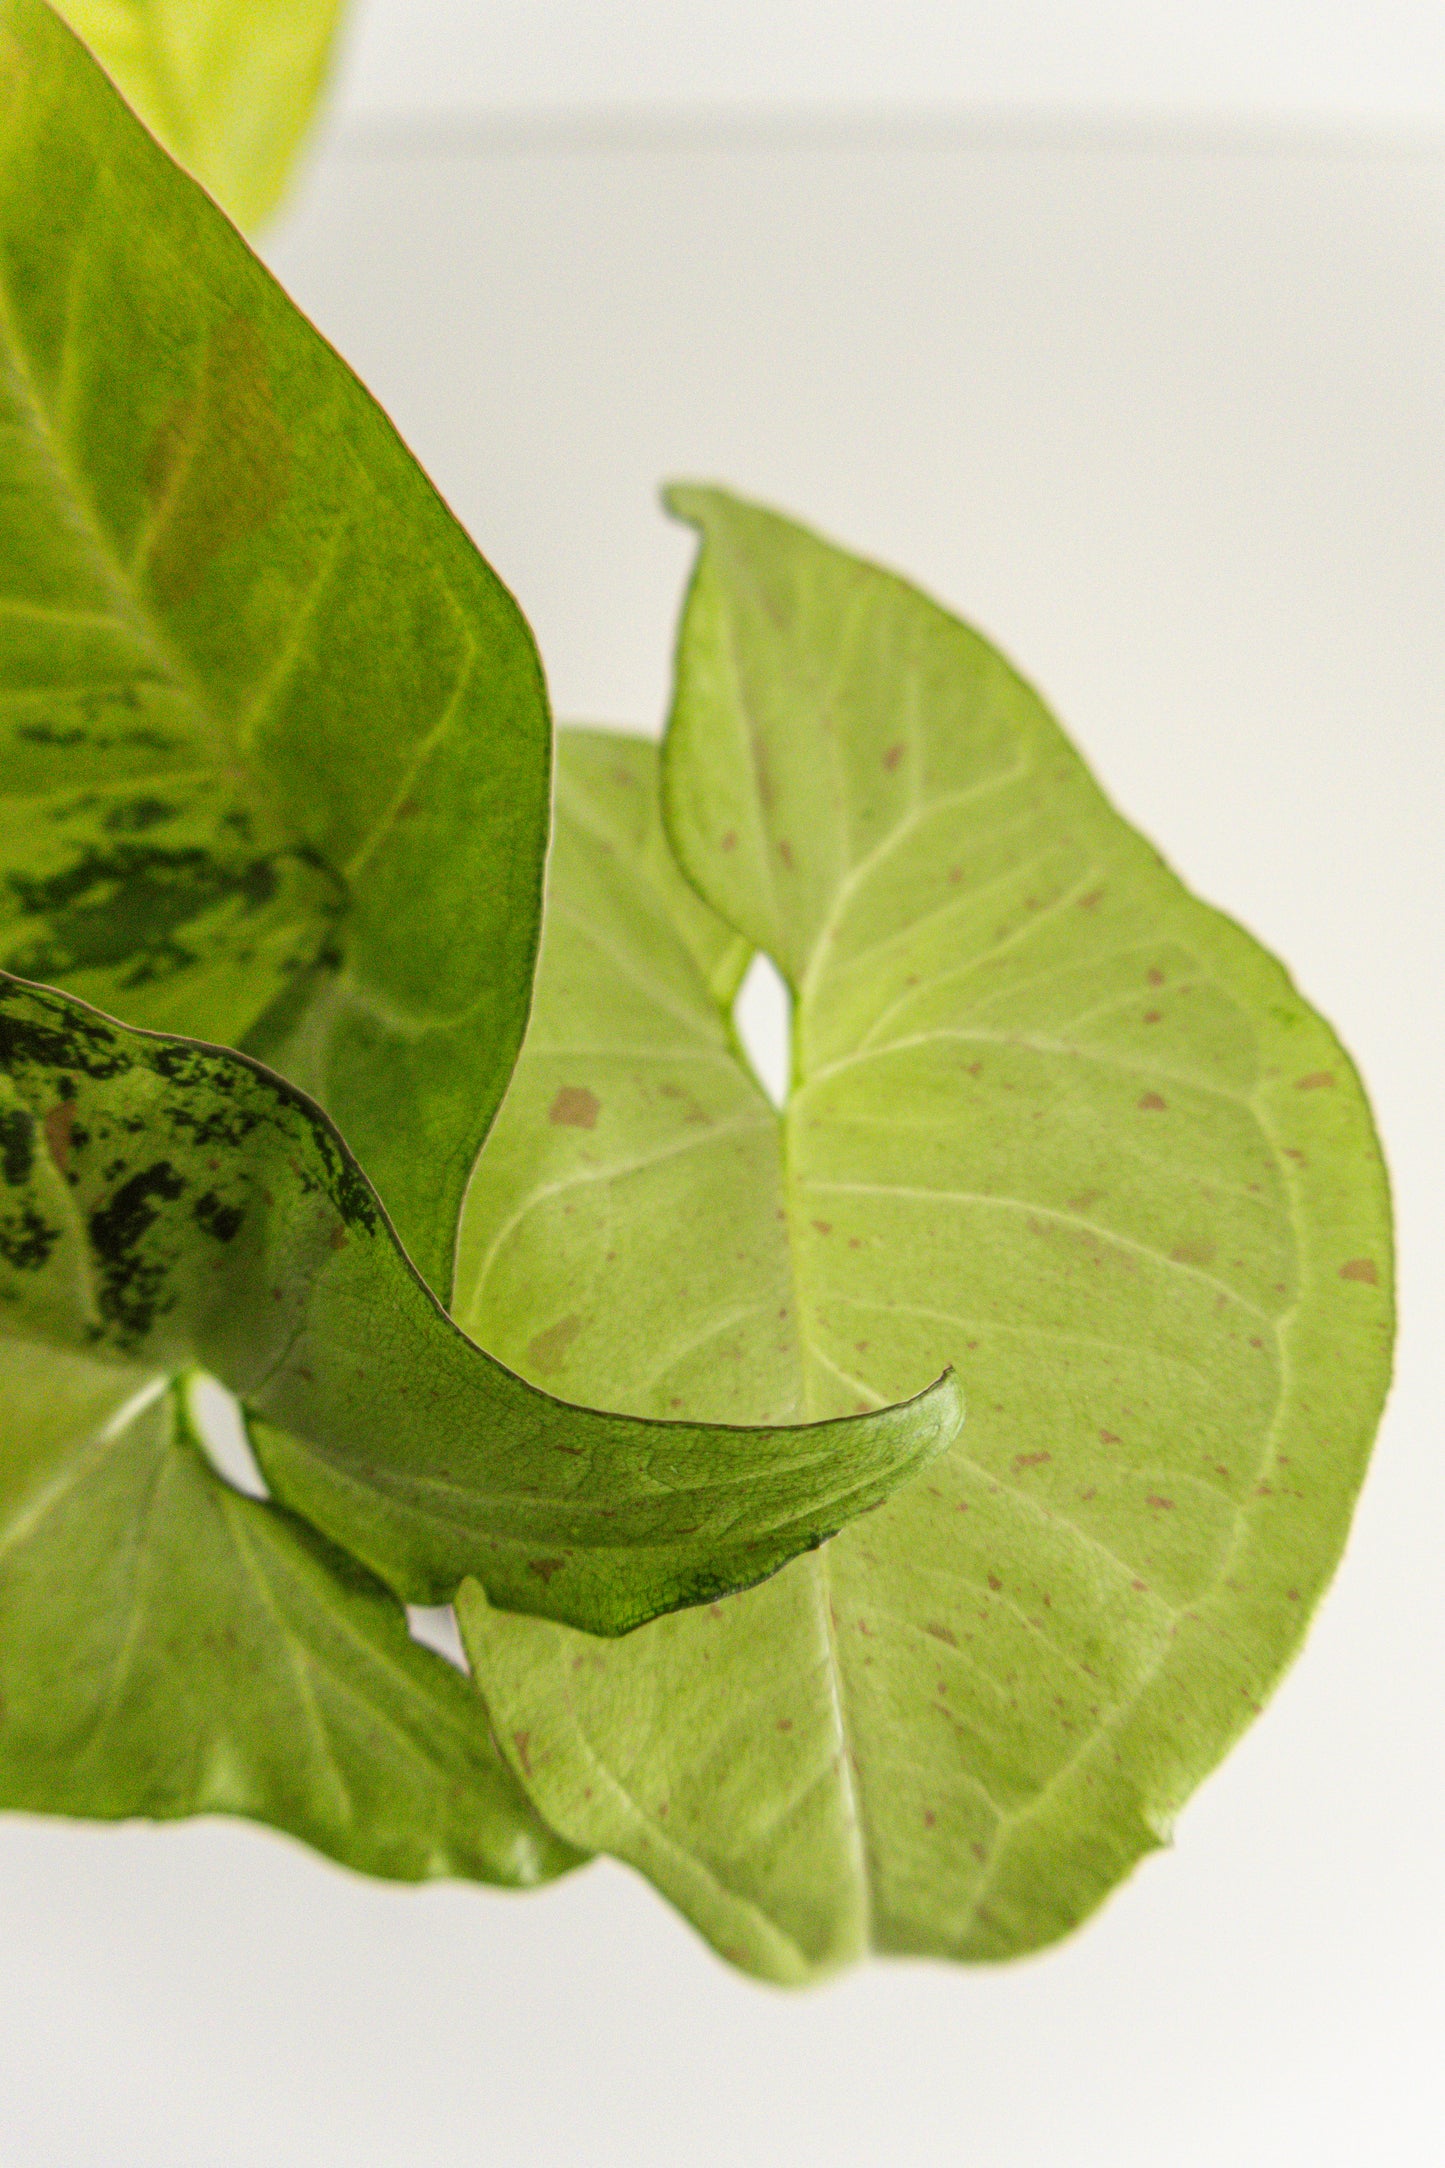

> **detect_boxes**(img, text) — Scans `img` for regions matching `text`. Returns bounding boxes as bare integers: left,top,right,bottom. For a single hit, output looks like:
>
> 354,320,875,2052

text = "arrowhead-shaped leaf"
0,0,549,1295
50,0,345,227
455,493,1393,1981
0,1344,584,1884
0,972,961,1634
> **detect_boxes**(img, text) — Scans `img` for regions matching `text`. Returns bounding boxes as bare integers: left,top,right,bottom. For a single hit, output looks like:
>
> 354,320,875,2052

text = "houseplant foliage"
50,0,346,226
0,0,958,1872
0,1,1392,1975
456,494,1393,1978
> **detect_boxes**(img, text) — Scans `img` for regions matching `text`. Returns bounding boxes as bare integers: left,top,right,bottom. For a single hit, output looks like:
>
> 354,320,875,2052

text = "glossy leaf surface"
0,973,960,1633
0,1347,581,1884
51,0,345,228
456,494,1393,1981
0,0,549,1294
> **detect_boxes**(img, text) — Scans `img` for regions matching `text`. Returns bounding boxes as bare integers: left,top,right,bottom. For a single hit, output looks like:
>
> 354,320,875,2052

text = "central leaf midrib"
776,1002,873,1935
748,760,1190,1945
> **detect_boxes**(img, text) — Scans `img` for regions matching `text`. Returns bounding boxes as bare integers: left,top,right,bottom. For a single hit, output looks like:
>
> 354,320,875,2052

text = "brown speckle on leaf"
1138,1091,1167,1112
1340,1257,1378,1285
527,1558,566,1585
43,1101,76,1177
513,1730,532,1776
720,830,737,851
778,839,794,870
527,1313,583,1374
1146,1495,1175,1511
144,317,291,606
1295,1071,1336,1091
882,743,904,772
549,1086,600,1129
812,1219,833,1236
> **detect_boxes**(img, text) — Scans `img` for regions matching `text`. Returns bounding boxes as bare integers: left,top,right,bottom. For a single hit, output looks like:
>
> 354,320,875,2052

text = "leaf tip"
661,480,728,530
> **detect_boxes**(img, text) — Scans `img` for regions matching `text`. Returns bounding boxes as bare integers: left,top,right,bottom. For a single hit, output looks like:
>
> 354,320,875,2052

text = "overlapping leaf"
456,492,1393,1981
0,1345,582,1883
0,973,960,1633
0,0,547,1294
51,0,345,227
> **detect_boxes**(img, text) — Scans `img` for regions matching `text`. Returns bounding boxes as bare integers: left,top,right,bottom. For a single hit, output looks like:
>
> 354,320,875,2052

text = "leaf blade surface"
0,1345,583,1884
456,496,1393,1978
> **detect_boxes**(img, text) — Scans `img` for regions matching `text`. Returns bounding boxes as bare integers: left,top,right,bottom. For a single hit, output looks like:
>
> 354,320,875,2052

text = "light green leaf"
455,493,1393,1982
50,0,345,228
0,0,550,1295
0,1345,582,1885
0,972,961,1634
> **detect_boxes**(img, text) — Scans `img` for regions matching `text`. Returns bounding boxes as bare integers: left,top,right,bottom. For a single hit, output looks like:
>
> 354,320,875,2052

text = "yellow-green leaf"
50,0,345,227
455,493,1393,1980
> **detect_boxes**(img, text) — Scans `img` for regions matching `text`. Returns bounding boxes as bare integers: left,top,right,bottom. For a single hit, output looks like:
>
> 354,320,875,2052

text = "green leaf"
49,0,345,228
0,1345,583,1884
0,0,550,1295
454,493,1394,1982
0,972,961,1634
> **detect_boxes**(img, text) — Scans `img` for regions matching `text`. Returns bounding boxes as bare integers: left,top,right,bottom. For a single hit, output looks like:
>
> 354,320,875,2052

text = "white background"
332,0,1445,124
3,5,1445,2165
